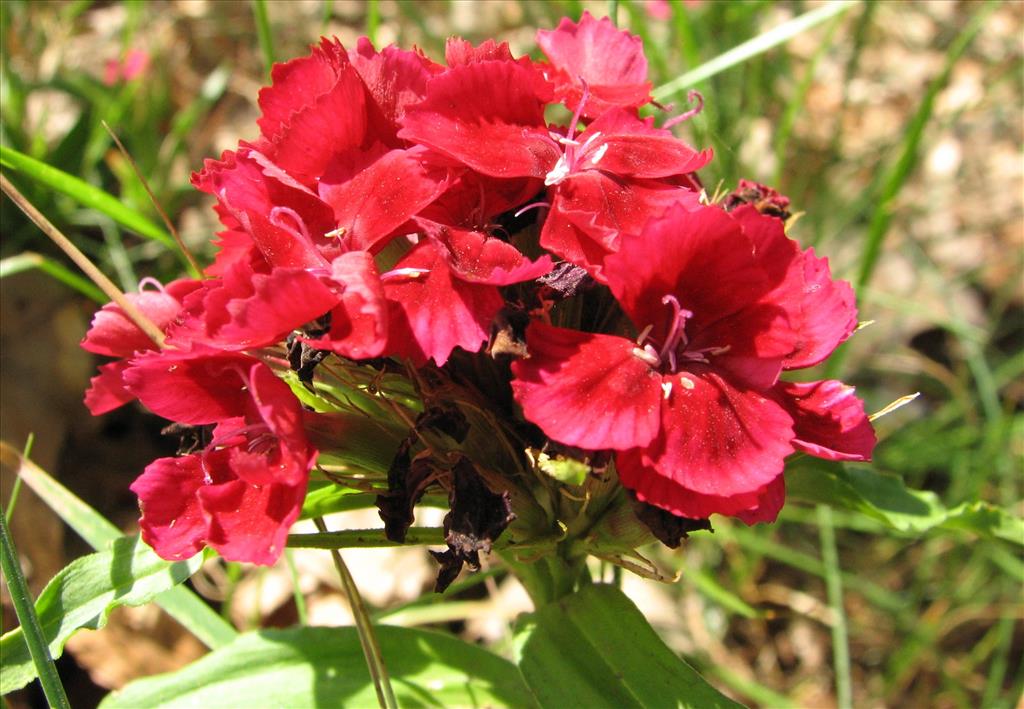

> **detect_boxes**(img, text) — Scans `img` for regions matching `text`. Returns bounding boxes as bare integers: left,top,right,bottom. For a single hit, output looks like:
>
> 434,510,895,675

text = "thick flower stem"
499,549,588,608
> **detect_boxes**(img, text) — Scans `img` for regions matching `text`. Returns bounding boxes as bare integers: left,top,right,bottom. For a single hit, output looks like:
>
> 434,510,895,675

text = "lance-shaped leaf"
0,535,203,694
514,584,743,708
787,459,1024,544
101,625,538,708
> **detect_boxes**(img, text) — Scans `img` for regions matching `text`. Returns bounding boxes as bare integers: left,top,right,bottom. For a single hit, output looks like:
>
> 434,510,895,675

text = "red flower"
399,52,709,277
511,202,874,522
126,356,315,564
81,278,201,415
536,11,653,117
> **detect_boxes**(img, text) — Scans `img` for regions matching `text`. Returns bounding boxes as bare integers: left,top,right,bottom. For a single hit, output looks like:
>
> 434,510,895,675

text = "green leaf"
101,625,538,708
0,442,238,649
787,461,1024,545
0,535,202,694
0,143,174,248
514,584,743,708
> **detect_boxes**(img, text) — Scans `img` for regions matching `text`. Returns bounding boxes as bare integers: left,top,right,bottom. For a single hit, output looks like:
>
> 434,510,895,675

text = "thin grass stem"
817,504,852,709
0,510,71,709
283,549,309,625
101,121,203,278
3,434,33,524
252,0,276,78
653,1,856,101
366,0,380,45
313,517,398,709
0,174,166,347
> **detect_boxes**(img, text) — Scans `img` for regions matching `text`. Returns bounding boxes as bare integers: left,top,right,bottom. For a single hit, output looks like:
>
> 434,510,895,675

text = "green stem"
499,550,585,608
313,517,397,709
288,526,445,549
817,505,851,709
0,510,71,709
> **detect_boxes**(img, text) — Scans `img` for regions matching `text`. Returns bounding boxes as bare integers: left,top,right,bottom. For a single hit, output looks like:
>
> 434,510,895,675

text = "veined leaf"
0,535,202,694
514,584,743,708
102,625,537,708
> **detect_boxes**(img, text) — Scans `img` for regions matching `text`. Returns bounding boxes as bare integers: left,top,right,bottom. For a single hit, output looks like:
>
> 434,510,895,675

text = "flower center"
199,422,277,484
543,79,608,187
631,294,730,373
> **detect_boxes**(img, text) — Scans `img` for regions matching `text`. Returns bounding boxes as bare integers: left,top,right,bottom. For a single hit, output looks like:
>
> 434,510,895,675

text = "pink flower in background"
103,48,149,86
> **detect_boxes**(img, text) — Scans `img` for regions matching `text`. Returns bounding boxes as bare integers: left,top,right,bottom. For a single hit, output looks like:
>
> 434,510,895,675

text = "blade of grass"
817,504,852,709
252,0,276,79
826,0,1001,379
313,517,397,709
0,174,166,347
773,12,843,185
853,0,999,293
0,442,238,650
0,144,174,249
366,0,379,46
0,511,71,709
653,1,857,101
283,549,309,626
0,252,106,303
102,121,202,278
321,0,333,33
3,434,33,525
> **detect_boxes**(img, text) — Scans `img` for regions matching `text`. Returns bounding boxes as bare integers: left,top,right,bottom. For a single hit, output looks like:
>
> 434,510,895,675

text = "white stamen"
632,346,660,367
545,155,571,186
381,267,430,282
635,324,654,346
589,142,609,165
661,381,673,400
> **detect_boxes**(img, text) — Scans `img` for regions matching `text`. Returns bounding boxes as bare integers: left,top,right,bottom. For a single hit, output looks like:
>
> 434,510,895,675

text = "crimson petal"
383,241,503,366
642,370,794,497
774,380,876,461
511,322,662,451
399,60,558,179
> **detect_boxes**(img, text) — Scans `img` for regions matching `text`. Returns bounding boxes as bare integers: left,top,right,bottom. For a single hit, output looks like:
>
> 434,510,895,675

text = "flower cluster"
82,13,874,569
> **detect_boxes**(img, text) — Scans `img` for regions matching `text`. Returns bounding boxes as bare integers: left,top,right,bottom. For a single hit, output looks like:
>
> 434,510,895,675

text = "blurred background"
1,1,1021,707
